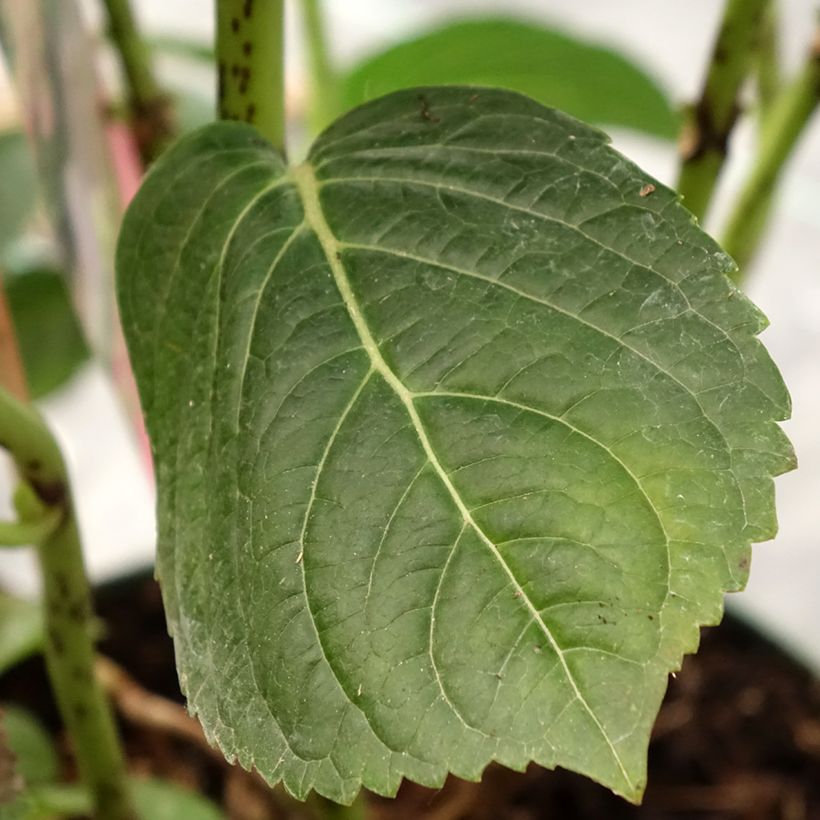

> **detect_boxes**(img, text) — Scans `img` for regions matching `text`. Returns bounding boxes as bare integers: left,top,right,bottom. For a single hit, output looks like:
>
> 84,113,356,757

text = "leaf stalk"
676,0,772,221
722,30,820,277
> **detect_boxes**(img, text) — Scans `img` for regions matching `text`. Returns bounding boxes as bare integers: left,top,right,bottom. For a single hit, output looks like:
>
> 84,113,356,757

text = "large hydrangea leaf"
116,87,794,804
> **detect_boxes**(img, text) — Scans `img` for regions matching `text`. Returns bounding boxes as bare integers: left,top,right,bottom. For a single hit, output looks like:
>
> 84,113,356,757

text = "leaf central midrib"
291,161,634,790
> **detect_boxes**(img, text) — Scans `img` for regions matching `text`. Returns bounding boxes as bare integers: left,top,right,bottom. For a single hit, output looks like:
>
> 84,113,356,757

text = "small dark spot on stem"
30,477,66,507
231,63,240,78
238,66,251,95
72,665,90,682
68,601,87,623
243,41,252,56
246,103,256,122
74,703,88,720
218,62,226,100
243,0,253,19
648,614,655,620
27,459,41,472
49,627,64,655
231,17,240,33
682,97,739,161
56,572,69,598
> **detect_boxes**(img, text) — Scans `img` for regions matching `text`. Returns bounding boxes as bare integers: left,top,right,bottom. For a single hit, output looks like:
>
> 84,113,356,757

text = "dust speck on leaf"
417,94,441,123
639,183,656,197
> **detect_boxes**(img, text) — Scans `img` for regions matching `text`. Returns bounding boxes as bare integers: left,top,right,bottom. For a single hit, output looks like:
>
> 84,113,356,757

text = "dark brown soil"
3,573,820,820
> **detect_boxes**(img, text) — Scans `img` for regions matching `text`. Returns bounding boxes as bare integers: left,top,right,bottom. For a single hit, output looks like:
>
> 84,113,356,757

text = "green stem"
722,36,820,277
302,0,339,133
756,1,781,117
0,387,136,819
217,0,286,155
101,0,174,161
0,508,60,547
677,0,771,221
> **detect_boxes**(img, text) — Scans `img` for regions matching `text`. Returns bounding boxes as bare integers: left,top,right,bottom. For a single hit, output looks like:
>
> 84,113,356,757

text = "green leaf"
1,706,59,786
131,778,225,820
340,19,679,139
116,87,793,804
0,131,38,262
4,268,89,399
0,779,223,820
0,784,92,820
0,594,44,676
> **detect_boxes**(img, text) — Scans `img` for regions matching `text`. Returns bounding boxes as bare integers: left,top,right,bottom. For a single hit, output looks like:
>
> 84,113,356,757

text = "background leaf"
5,267,89,399
131,778,225,820
0,594,43,676
1,706,58,786
117,88,792,804
341,19,679,138
0,131,38,262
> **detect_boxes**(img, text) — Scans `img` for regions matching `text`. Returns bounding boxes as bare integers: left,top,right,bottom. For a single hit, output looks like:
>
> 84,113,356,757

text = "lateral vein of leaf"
297,370,373,565
293,368,415,758
427,524,489,734
155,162,289,701
319,174,746,375
362,462,428,615
292,161,634,791
293,368,435,763
415,390,665,539
233,222,309,427
336,241,734,512
148,159,285,389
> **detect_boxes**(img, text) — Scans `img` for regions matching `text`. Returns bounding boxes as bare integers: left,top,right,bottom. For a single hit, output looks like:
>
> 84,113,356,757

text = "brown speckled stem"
0,386,136,818
676,0,771,222
217,0,286,155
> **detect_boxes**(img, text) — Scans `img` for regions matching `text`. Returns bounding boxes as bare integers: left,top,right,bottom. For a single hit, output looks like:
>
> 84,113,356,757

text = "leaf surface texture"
117,88,793,803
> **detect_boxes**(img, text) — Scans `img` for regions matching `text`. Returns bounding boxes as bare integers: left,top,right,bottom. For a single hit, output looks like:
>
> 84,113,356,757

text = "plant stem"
722,33,820,277
217,0,286,155
101,0,174,162
677,0,771,221
0,508,60,547
302,0,339,133
0,383,136,818
756,1,781,117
